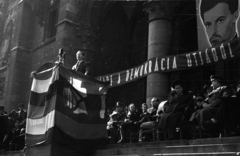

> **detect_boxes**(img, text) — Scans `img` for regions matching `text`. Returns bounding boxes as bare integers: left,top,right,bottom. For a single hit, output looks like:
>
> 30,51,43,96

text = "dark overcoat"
158,91,194,131
196,86,231,123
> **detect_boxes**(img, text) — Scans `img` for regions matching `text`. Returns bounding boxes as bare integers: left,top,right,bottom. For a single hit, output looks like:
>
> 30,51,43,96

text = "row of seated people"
0,103,27,151
107,75,240,143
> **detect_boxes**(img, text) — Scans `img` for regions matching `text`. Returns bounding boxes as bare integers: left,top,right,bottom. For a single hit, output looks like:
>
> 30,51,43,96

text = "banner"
196,0,240,50
97,37,240,87
26,65,109,155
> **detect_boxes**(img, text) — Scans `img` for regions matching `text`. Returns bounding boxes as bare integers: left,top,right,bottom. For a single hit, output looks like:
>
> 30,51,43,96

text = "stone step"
94,143,240,156
98,140,190,149
190,136,240,145
107,152,240,156
97,137,240,151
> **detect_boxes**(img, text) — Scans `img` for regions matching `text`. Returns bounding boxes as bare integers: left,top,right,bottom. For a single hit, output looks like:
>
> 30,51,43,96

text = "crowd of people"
0,103,27,151
107,75,240,143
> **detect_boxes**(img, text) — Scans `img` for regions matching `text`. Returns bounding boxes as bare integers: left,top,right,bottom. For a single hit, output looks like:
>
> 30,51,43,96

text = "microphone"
59,48,63,55
58,48,66,64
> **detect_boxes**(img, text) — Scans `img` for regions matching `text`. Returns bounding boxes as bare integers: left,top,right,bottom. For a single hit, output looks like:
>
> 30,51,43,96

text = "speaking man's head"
200,0,239,47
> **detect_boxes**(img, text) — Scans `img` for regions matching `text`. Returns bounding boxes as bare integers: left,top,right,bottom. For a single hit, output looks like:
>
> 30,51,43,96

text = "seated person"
158,79,194,140
203,84,239,136
195,75,232,129
118,103,140,143
189,95,205,125
107,101,126,144
138,98,161,142
138,103,150,124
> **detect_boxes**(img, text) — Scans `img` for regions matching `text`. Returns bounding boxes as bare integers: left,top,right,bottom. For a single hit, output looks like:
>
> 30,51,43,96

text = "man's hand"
202,103,209,108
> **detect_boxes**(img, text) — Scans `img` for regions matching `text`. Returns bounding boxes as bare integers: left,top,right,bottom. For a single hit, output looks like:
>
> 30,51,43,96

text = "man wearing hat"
196,75,232,129
107,101,126,144
203,81,240,136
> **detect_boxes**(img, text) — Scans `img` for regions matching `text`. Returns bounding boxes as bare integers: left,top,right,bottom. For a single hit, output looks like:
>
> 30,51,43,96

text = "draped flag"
25,65,109,155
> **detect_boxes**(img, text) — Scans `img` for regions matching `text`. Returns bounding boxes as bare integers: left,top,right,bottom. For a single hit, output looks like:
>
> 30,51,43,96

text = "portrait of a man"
199,0,239,47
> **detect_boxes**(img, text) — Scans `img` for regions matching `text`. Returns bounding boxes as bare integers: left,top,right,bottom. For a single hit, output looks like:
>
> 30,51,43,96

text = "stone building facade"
0,0,238,112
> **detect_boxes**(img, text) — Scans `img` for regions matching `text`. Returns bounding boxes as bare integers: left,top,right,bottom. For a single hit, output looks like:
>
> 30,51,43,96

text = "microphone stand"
57,48,66,66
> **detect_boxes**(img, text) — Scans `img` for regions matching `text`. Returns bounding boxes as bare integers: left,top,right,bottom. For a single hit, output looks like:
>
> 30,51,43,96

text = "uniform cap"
171,79,185,88
210,75,224,82
116,101,125,108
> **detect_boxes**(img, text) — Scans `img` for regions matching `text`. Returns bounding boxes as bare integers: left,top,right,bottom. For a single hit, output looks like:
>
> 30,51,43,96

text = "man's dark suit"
72,61,90,75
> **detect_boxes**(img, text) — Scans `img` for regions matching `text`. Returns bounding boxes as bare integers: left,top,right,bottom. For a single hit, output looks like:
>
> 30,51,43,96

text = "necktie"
76,61,81,70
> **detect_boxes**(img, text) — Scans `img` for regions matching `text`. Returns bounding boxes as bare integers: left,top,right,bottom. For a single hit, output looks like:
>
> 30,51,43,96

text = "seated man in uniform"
203,83,239,136
107,101,126,144
118,103,140,143
195,75,232,136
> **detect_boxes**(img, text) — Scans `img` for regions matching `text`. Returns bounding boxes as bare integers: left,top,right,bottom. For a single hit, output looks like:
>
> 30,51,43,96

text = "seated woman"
118,103,140,143
107,101,126,144
158,80,194,140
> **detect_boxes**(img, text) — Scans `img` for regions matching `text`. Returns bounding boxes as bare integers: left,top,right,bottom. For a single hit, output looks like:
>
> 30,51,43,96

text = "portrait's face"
203,3,239,46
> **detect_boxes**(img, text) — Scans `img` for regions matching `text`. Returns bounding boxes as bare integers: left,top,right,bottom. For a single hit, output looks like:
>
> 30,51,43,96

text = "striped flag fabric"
25,65,109,154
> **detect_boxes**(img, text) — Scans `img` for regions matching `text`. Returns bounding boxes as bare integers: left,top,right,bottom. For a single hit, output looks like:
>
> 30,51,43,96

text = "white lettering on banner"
110,75,113,86
192,53,198,66
126,70,129,81
172,57,177,69
117,73,121,84
186,54,192,67
149,61,152,73
220,44,227,59
228,43,234,58
106,76,109,82
144,62,148,75
96,38,239,87
154,57,159,72
205,49,211,63
130,68,134,80
211,48,218,62
134,67,140,79
167,58,170,70
140,65,144,76
199,52,204,65
161,58,165,70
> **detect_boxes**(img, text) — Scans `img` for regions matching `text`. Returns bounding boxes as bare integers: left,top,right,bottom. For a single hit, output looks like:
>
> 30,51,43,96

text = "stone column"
145,1,177,105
